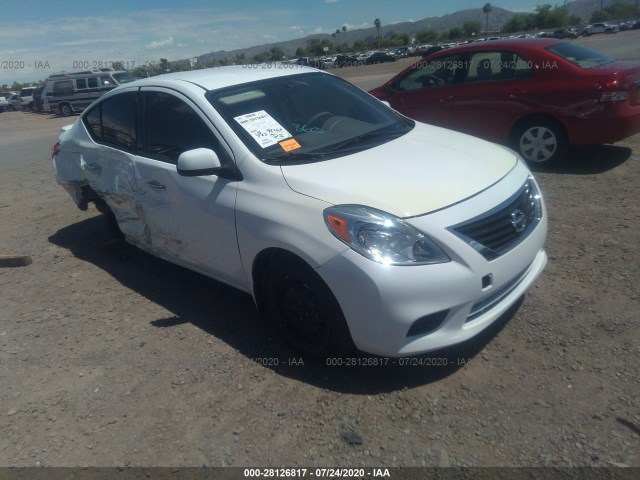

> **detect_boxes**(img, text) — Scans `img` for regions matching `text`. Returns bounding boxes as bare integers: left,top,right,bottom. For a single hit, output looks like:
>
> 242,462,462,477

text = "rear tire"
510,117,568,165
59,103,73,117
261,256,354,358
105,211,124,240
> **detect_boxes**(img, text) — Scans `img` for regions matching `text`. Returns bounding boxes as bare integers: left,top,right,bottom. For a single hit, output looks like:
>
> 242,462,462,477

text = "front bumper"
316,167,548,357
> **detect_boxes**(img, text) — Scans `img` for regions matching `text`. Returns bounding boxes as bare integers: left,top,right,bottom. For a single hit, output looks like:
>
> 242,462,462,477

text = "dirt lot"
0,36,639,471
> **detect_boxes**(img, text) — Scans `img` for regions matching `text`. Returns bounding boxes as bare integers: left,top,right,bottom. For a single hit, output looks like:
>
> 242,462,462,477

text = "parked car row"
577,19,640,35
0,89,34,112
2,69,135,116
618,19,640,30
582,22,619,35
294,50,399,69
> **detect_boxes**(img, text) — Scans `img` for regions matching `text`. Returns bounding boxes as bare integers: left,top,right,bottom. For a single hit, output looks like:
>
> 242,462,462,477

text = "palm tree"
374,18,382,48
342,25,347,47
482,3,492,32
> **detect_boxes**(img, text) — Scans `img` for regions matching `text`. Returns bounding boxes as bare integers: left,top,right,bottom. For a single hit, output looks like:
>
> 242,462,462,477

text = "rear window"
547,43,614,69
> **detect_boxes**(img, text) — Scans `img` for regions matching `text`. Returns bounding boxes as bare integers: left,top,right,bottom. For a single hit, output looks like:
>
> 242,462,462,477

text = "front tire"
261,256,354,358
510,117,568,165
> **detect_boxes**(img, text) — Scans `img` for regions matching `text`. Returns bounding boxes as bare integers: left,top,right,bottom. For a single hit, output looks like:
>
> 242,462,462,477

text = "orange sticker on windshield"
279,139,301,152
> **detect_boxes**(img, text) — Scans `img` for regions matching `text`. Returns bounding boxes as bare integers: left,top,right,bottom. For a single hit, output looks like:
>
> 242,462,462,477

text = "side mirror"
177,148,222,177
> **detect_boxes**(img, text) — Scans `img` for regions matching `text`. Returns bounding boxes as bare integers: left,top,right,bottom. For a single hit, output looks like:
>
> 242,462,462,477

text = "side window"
88,77,98,88
82,92,137,151
466,51,534,83
142,91,222,165
100,76,114,87
53,80,73,96
76,79,87,90
397,54,465,91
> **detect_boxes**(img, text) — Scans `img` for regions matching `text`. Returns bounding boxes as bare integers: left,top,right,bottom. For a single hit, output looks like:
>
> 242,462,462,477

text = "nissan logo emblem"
510,209,527,233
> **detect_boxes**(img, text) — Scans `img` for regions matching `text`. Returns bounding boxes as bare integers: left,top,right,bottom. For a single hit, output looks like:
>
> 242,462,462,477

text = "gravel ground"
0,35,639,470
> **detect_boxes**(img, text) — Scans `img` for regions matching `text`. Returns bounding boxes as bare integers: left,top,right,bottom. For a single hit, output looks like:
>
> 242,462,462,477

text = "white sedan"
52,66,547,358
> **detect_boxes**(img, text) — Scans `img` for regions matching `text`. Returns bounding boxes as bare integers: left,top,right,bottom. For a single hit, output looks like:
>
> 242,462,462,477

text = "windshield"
207,72,413,163
546,42,615,69
113,72,135,84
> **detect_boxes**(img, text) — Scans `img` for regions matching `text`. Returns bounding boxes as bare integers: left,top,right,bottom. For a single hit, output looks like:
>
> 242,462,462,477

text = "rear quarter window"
546,42,614,69
83,92,137,151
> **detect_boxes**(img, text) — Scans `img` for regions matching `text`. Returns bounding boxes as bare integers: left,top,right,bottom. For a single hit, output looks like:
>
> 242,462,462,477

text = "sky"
0,0,546,85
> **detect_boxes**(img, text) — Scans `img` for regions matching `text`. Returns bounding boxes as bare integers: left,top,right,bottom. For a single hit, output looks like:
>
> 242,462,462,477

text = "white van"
44,69,135,116
18,86,36,110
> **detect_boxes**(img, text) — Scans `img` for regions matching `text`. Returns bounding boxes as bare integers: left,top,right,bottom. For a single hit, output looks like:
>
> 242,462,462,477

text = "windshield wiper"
265,128,406,163
325,129,405,153
265,150,331,163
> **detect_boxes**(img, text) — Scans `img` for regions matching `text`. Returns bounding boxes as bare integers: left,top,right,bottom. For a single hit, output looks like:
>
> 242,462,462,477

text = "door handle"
146,180,166,191
440,95,454,104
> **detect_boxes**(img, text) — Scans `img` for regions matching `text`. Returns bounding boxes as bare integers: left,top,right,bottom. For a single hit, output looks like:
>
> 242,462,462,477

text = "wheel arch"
253,246,355,357
251,247,314,313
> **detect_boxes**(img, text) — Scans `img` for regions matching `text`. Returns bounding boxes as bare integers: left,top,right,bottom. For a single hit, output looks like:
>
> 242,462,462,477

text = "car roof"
430,37,565,56
127,65,323,92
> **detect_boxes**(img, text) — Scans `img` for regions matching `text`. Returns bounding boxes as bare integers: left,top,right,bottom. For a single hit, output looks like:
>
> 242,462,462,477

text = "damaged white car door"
82,89,145,240
131,88,243,287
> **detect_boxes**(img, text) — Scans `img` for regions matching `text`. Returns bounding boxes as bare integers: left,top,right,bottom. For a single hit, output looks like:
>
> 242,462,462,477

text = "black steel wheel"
262,256,354,358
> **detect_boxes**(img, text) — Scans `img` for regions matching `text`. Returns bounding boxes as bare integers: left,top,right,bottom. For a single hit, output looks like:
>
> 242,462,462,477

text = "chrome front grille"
448,178,542,261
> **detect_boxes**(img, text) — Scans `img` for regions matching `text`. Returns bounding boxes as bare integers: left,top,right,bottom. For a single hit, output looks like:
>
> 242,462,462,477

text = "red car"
369,38,640,164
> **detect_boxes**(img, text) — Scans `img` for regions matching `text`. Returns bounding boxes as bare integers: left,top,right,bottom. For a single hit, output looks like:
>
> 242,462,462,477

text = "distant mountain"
565,0,609,21
177,1,611,66
180,7,514,66
377,6,515,37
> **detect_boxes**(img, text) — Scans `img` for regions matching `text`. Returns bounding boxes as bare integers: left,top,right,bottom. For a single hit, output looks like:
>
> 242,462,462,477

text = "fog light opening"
406,310,449,337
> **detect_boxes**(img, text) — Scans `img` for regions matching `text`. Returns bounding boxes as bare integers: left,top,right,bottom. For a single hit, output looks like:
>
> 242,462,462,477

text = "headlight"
324,205,450,265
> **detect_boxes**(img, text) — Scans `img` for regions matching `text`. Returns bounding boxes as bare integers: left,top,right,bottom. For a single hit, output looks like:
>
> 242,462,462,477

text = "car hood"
280,123,519,217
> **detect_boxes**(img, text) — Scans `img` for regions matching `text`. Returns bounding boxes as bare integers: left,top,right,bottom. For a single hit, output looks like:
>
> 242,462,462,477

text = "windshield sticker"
292,123,324,134
234,110,292,148
279,138,302,152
